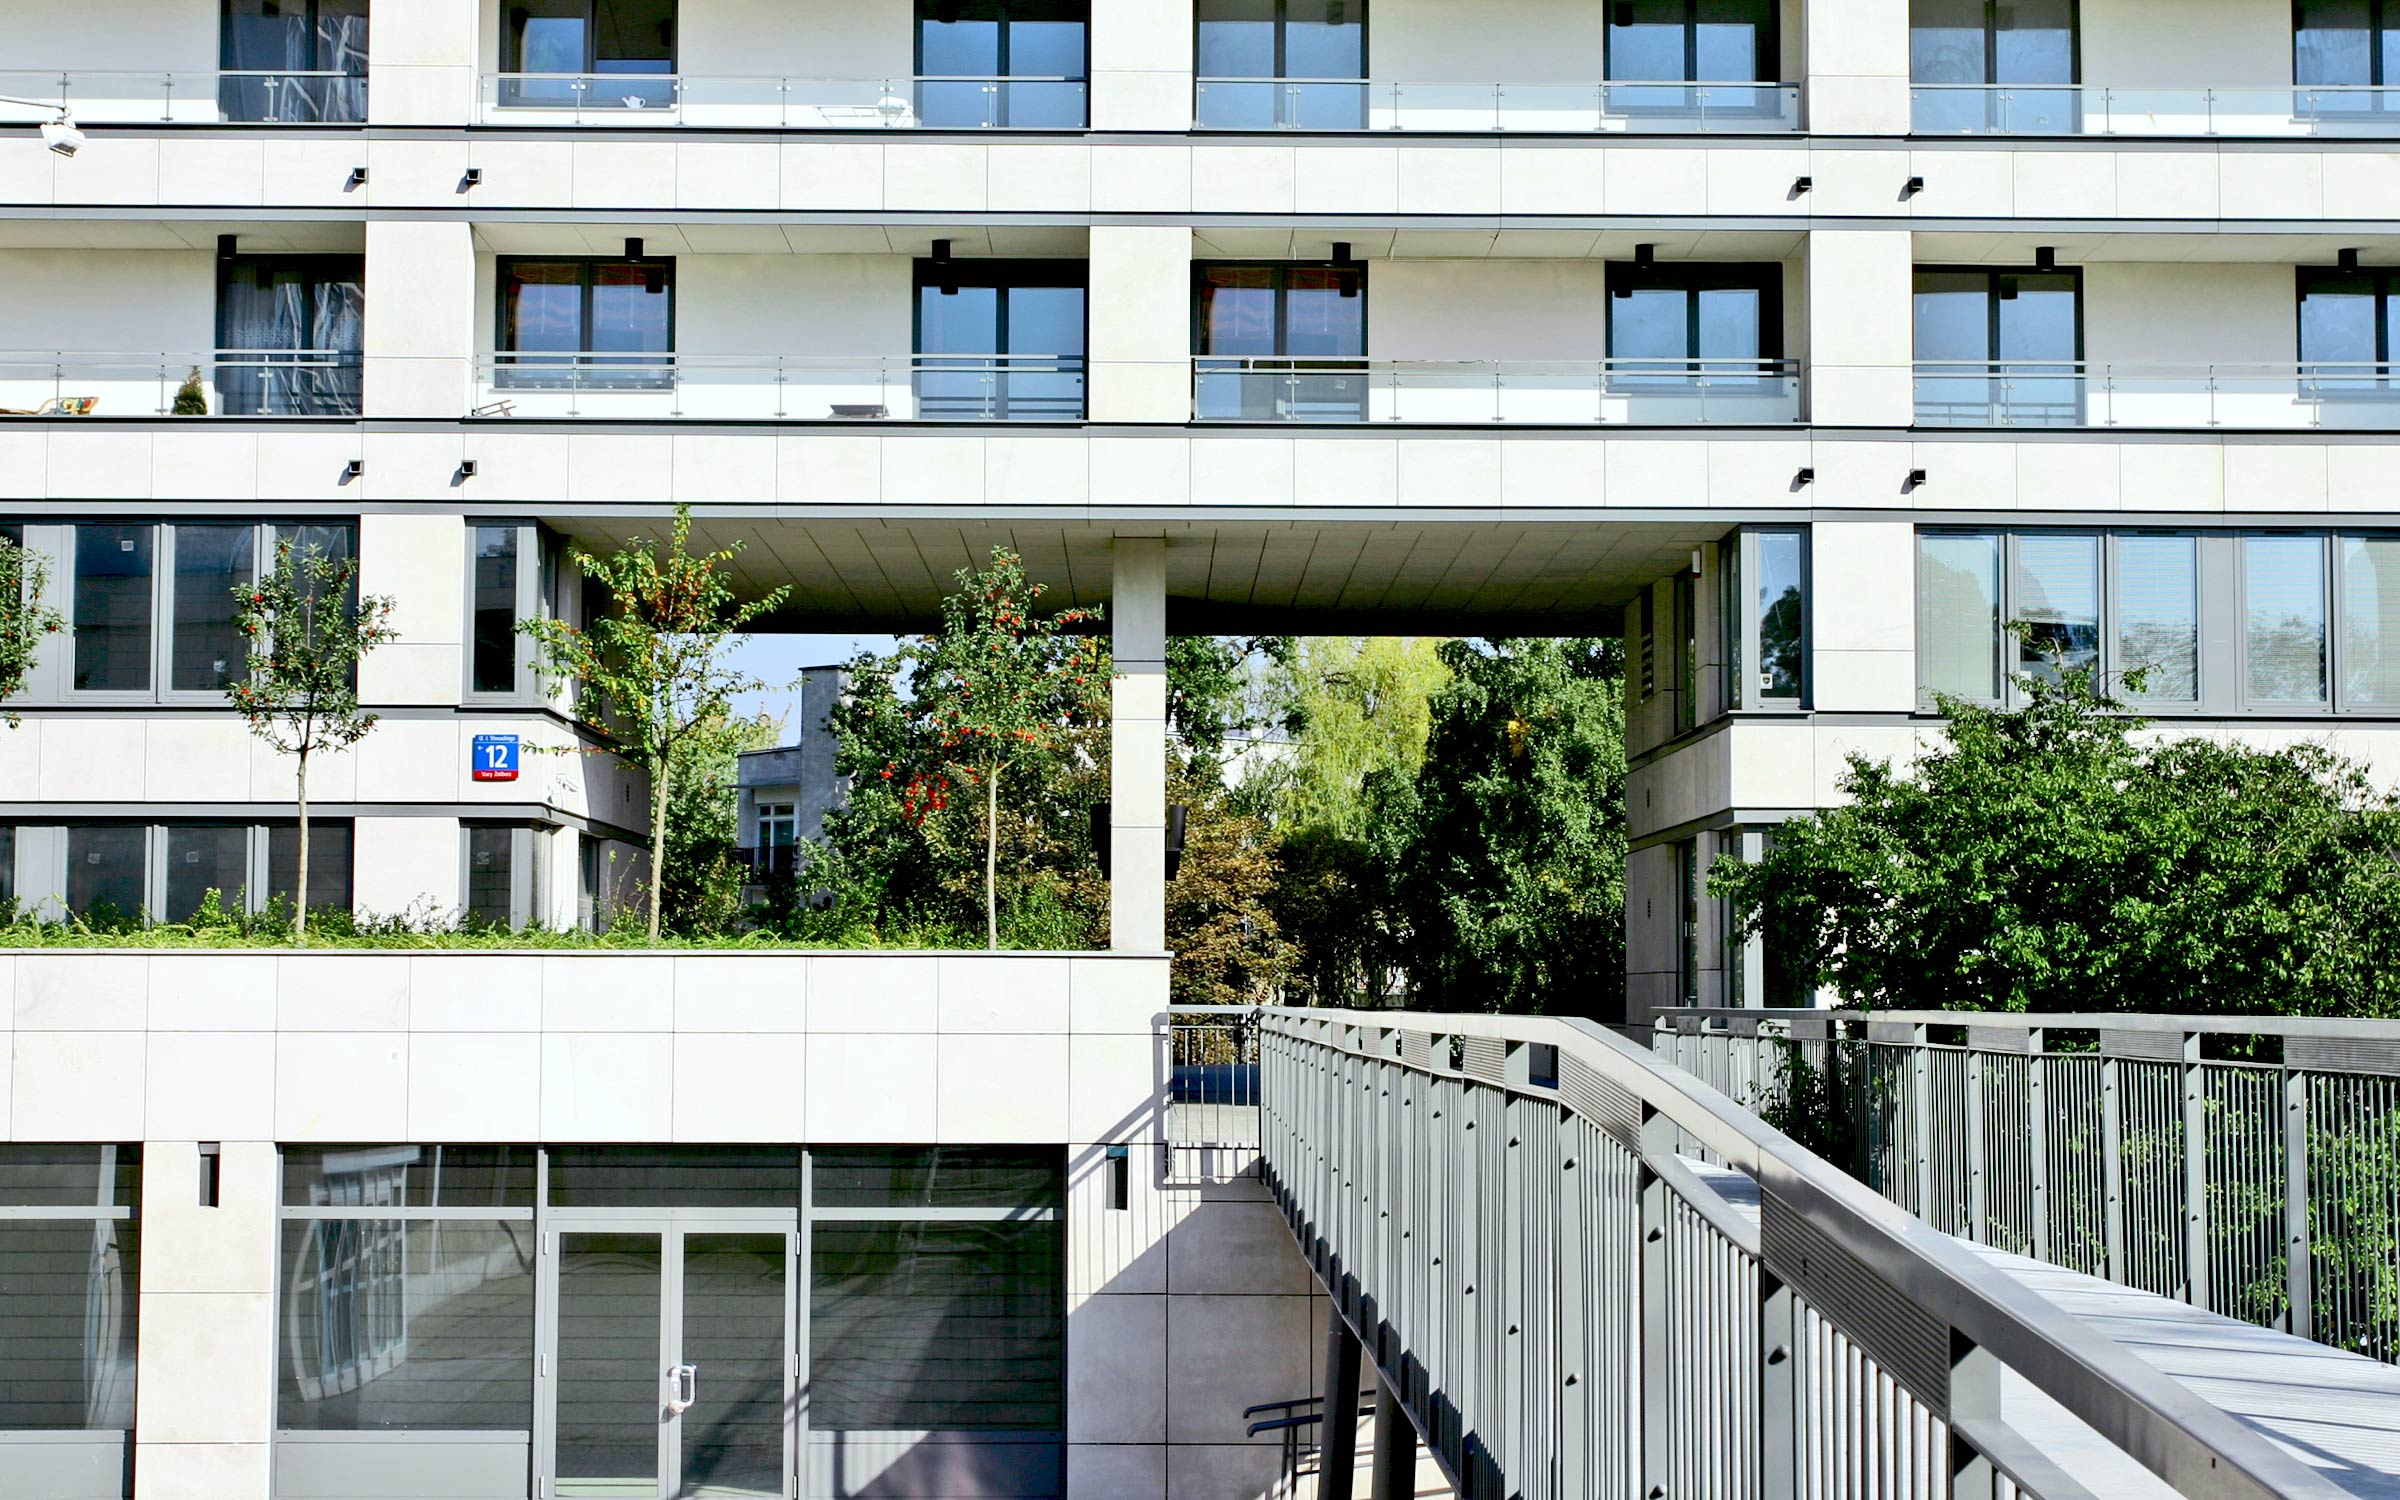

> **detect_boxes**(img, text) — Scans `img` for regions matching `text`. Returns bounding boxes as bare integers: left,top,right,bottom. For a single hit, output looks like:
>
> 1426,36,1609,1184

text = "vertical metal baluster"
2183,1033,2210,1309
2285,1066,2313,1340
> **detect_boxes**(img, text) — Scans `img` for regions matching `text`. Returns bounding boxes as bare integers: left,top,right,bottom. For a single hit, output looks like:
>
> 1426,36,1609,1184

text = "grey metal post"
1639,1159,1671,1500
1761,1275,1797,1500
2101,1053,2126,1284
2182,1032,2210,1310
1321,1319,1364,1500
2283,1067,2312,1341
1911,1026,1935,1222
2027,1028,2050,1263
1965,1039,1988,1243
1369,1367,1418,1500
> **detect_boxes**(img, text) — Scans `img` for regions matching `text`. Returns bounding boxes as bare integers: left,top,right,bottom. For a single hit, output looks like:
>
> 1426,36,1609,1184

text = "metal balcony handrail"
1196,73,1793,87
1658,1004,2400,1041
485,70,1086,85
1260,1005,2355,1500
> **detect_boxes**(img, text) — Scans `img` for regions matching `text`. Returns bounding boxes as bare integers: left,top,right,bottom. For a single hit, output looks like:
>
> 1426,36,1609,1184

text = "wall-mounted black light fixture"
460,166,483,189
625,236,644,261
2033,245,2057,271
346,165,367,189
1332,241,1360,298
342,459,364,481
1902,175,1925,198
1997,275,2020,301
457,459,478,479
1794,466,1815,487
217,233,238,261
1634,242,1656,269
1904,468,1928,492
2341,246,2363,272
1790,175,1812,196
931,237,957,296
1165,803,1189,881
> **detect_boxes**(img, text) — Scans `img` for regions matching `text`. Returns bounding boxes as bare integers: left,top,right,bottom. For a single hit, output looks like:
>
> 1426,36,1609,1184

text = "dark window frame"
1912,263,2086,425
215,252,366,417
1192,0,1370,81
911,258,1091,419
913,0,1092,127
1909,0,2083,85
1603,0,1782,85
1604,260,1787,364
2294,0,2400,89
2297,264,2400,386
494,255,678,391
501,0,681,76
1189,260,1369,355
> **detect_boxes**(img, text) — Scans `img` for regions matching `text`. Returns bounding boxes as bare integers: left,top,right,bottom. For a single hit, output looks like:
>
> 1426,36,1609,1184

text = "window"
1608,0,1780,114
267,822,356,914
465,824,544,929
1609,261,1783,379
1724,527,1807,709
1673,839,1700,1006
66,824,146,923
221,0,367,123
1193,262,1367,420
917,0,1088,127
497,257,674,389
757,803,797,849
1635,590,1656,698
2342,537,2400,705
278,1146,535,1433
500,0,677,108
2245,535,2330,705
2113,534,2201,702
2299,266,2400,389
26,820,353,924
1195,0,1366,129
1913,267,2083,425
2011,532,2101,685
73,525,153,693
1911,0,2078,132
63,522,355,703
165,823,249,923
170,525,254,693
217,255,364,417
1674,571,1697,733
0,825,13,910
2296,0,2400,103
1918,532,2006,702
0,1147,139,1436
470,524,550,698
915,260,1088,420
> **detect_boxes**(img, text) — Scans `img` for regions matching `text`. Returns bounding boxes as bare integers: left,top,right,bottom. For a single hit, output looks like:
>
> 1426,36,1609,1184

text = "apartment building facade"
3,0,2400,1496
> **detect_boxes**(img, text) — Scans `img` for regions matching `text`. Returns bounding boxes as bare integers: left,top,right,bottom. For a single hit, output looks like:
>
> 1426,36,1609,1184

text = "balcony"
1191,78,1799,133
0,69,365,125
1911,82,2400,137
0,351,361,419
473,73,1086,128
1191,358,1803,424
1913,362,2400,429
471,354,1085,421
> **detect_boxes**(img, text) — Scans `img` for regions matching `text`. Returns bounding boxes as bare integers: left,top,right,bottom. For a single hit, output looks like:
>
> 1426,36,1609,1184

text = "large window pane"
2300,270,2384,380
500,260,588,356
1920,533,2002,701
2114,535,2199,702
171,525,252,692
1282,267,1365,356
2296,0,2375,86
1610,0,1690,80
282,1146,535,1210
810,1219,1063,1430
2012,533,2100,683
1197,0,1275,76
1756,530,1804,700
2245,535,2330,703
165,823,249,922
1913,270,1994,360
66,824,146,923
0,1145,140,1210
1912,0,1991,84
813,1148,1064,1211
547,1147,798,1209
267,821,354,915
278,1217,534,1431
465,825,516,927
472,526,521,695
0,1217,139,1430
73,524,153,692
2342,536,2400,706
0,825,13,910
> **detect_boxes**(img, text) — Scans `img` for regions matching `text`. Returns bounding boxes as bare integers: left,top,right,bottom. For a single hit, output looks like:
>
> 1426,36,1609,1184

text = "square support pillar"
363,220,477,418
1090,0,1197,130
357,513,466,706
1088,227,1194,424
1804,0,1911,135
1805,230,1916,429
368,0,482,125
1111,538,1168,952
134,1141,278,1498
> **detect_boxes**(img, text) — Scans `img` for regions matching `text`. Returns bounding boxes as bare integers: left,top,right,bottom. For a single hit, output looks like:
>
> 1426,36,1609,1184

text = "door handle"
665,1363,697,1417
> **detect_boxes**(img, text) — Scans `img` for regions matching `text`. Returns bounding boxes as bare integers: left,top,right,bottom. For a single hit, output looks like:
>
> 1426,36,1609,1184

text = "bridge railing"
1654,1008,2400,1365
1259,1007,2355,1500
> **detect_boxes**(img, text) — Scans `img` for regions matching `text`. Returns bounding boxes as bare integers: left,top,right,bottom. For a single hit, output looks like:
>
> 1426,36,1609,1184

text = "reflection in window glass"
1756,530,1804,700
0,1216,138,1430
2114,535,2199,702
2013,533,2101,683
548,1146,799,1209
276,1218,534,1431
813,1148,1063,1210
267,821,355,915
465,825,517,927
2342,536,2400,706
165,823,249,922
0,824,12,910
2246,535,2330,703
74,524,153,692
917,0,1087,127
282,1146,535,1210
171,525,252,692
1920,533,2003,701
2296,0,2383,87
472,526,521,695
66,824,146,923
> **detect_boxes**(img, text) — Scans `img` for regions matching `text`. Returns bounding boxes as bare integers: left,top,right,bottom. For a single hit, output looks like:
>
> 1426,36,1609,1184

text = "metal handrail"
1662,1005,2400,1041
1261,1005,2356,1500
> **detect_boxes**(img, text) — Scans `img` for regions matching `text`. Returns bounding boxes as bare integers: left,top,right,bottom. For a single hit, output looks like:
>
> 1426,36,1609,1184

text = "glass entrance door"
547,1226,793,1499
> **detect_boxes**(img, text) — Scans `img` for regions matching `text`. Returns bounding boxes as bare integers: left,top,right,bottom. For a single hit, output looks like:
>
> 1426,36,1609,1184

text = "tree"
658,709,784,936
1252,636,1451,836
521,508,791,941
0,531,64,727
901,549,1106,949
227,537,396,937
1391,637,1628,1016
1714,665,2400,1017
1165,763,1298,1005
172,368,208,416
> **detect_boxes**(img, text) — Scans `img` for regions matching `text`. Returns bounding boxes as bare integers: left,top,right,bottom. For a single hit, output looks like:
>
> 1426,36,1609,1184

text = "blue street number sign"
472,733,520,782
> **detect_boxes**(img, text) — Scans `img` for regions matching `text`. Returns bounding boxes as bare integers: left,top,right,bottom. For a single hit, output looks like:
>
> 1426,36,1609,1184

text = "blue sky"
724,632,897,735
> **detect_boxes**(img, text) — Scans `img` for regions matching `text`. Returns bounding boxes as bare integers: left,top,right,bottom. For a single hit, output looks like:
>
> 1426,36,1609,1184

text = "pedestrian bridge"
1229,1008,2400,1500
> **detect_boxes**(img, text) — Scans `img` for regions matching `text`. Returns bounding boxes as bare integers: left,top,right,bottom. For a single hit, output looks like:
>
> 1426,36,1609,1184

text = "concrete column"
368,0,482,125
134,1141,278,1497
1087,227,1194,425
1804,0,1911,135
1090,0,1196,131
1368,1369,1418,1500
1110,538,1168,952
1805,230,1916,429
355,814,462,919
363,220,477,419
357,513,465,707
1807,520,1918,711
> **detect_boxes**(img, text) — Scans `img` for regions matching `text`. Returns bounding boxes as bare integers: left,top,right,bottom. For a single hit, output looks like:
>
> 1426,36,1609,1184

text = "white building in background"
4,0,2400,1495
736,664,848,898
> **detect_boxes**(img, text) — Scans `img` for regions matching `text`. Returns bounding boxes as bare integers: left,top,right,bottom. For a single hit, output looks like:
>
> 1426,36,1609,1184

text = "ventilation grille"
1558,1053,1642,1150
1761,1188,1950,1416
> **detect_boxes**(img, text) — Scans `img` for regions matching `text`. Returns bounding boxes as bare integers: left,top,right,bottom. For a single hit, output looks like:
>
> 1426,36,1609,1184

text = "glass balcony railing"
0,351,361,418
0,70,365,125
1911,83,2400,136
477,74,1087,128
1913,362,2400,429
1194,78,1799,132
1192,358,1803,423
473,354,1087,420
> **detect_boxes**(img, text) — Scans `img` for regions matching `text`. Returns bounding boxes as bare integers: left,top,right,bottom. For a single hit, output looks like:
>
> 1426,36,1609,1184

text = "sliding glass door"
221,0,368,122
216,256,365,416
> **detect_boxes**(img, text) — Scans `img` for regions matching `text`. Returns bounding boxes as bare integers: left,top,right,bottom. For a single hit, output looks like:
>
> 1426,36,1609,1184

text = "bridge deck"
1684,1159,2400,1500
